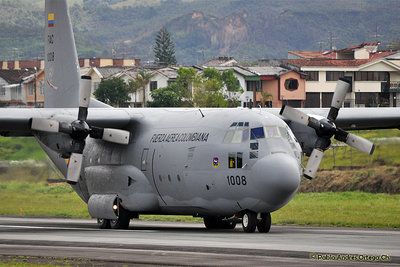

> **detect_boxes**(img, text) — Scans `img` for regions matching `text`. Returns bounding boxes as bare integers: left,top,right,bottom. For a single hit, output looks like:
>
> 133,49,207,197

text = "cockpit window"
250,127,265,140
224,122,250,143
265,126,280,138
231,130,243,143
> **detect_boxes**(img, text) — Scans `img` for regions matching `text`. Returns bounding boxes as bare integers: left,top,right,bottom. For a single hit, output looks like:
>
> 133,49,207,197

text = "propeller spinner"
280,78,374,179
30,76,130,184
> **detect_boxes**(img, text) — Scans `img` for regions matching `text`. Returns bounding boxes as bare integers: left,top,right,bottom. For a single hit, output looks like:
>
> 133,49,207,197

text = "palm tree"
129,70,155,107
128,78,141,107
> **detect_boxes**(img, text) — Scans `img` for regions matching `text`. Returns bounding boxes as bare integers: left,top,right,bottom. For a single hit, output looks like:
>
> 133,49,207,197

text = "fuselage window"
250,142,258,150
237,152,243,168
229,152,243,168
242,129,249,142
249,151,258,159
250,127,265,140
229,152,236,168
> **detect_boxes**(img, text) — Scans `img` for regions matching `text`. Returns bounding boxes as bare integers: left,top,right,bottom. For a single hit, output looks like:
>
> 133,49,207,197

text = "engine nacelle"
88,194,119,219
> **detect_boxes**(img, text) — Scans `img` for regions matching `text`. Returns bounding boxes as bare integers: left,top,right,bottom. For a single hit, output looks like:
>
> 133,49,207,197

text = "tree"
153,27,177,66
93,77,130,107
193,68,242,107
176,67,197,102
129,71,155,107
148,83,182,107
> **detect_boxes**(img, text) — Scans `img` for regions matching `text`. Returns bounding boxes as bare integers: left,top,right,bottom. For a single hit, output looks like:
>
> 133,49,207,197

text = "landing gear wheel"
97,218,110,229
257,212,271,233
110,207,130,229
204,217,219,229
242,211,257,233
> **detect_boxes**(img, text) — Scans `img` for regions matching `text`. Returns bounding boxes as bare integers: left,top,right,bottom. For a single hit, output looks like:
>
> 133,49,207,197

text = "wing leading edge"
0,108,133,137
268,108,400,130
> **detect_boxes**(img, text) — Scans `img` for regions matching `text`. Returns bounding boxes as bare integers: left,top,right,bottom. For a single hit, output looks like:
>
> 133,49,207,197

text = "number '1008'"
227,175,247,186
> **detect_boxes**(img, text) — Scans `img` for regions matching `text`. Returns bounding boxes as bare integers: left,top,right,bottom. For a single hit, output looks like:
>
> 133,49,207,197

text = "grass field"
1,182,399,229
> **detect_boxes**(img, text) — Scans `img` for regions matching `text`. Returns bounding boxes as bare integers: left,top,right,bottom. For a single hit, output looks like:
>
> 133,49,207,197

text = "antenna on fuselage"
199,109,205,118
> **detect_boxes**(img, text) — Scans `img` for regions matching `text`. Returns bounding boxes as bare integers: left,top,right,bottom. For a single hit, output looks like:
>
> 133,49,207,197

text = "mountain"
1,0,399,65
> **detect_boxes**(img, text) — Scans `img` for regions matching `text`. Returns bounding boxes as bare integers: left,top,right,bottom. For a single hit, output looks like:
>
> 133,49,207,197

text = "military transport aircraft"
0,0,399,233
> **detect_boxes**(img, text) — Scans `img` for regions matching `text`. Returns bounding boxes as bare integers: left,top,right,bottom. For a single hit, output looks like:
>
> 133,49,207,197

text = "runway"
0,216,398,266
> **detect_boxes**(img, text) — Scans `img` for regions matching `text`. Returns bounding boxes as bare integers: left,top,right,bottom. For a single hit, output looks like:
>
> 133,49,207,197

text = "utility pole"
34,67,37,108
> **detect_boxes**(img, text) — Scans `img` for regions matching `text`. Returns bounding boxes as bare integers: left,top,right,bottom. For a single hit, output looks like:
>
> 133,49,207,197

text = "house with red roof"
285,42,400,107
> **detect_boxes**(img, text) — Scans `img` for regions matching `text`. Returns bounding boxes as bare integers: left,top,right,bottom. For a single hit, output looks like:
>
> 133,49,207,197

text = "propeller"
30,76,130,184
280,78,374,179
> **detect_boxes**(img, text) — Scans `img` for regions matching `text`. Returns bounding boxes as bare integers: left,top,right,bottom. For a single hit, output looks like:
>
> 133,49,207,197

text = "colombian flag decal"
48,13,54,27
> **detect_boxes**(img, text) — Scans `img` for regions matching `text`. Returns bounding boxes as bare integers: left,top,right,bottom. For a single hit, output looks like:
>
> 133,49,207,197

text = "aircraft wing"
0,108,133,137
269,107,400,130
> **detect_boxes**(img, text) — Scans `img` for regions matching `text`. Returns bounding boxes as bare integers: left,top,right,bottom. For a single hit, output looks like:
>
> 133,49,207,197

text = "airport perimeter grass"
0,181,399,229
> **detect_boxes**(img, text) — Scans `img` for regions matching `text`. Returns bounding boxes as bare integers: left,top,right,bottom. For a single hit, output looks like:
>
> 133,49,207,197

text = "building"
285,42,400,107
0,69,36,107
23,69,45,107
0,58,141,70
84,66,132,95
246,65,306,108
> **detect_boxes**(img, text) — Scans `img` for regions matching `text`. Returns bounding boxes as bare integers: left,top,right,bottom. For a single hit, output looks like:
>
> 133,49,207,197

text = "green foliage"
193,68,241,107
93,77,130,107
0,182,89,218
0,181,399,228
176,67,197,99
153,27,177,66
148,84,182,107
0,137,45,161
274,192,400,228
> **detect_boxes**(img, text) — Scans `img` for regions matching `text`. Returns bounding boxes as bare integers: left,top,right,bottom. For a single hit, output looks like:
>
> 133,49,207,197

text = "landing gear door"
141,148,149,171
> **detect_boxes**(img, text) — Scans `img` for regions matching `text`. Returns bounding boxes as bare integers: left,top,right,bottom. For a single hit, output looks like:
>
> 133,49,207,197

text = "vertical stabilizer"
44,0,79,108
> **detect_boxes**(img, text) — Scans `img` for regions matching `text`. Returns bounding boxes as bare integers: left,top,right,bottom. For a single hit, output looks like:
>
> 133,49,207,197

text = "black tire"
97,218,110,229
204,217,219,229
242,211,257,233
110,207,130,230
257,212,271,233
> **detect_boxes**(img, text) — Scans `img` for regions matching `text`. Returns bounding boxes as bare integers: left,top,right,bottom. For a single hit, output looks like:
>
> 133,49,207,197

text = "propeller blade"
78,76,92,121
66,153,83,184
280,105,309,125
327,78,350,121
345,133,375,155
102,128,130,144
30,118,60,133
304,148,324,179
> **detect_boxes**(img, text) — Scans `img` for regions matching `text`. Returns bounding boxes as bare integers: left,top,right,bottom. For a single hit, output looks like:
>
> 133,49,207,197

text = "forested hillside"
0,0,399,64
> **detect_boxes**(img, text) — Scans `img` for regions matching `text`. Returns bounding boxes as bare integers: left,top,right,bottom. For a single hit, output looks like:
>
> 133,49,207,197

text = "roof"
337,42,380,53
288,51,337,59
154,67,179,79
0,69,36,84
247,66,289,76
200,57,237,67
95,67,131,79
212,66,257,77
284,51,397,67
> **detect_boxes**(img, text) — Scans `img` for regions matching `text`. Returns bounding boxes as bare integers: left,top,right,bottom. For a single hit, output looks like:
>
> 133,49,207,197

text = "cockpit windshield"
224,122,298,144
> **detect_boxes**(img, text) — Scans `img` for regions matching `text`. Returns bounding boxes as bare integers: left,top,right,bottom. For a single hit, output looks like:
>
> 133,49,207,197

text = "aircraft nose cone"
251,153,301,209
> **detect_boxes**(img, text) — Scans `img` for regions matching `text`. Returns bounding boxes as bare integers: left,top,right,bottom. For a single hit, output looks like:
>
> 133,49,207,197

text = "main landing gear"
96,206,131,230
